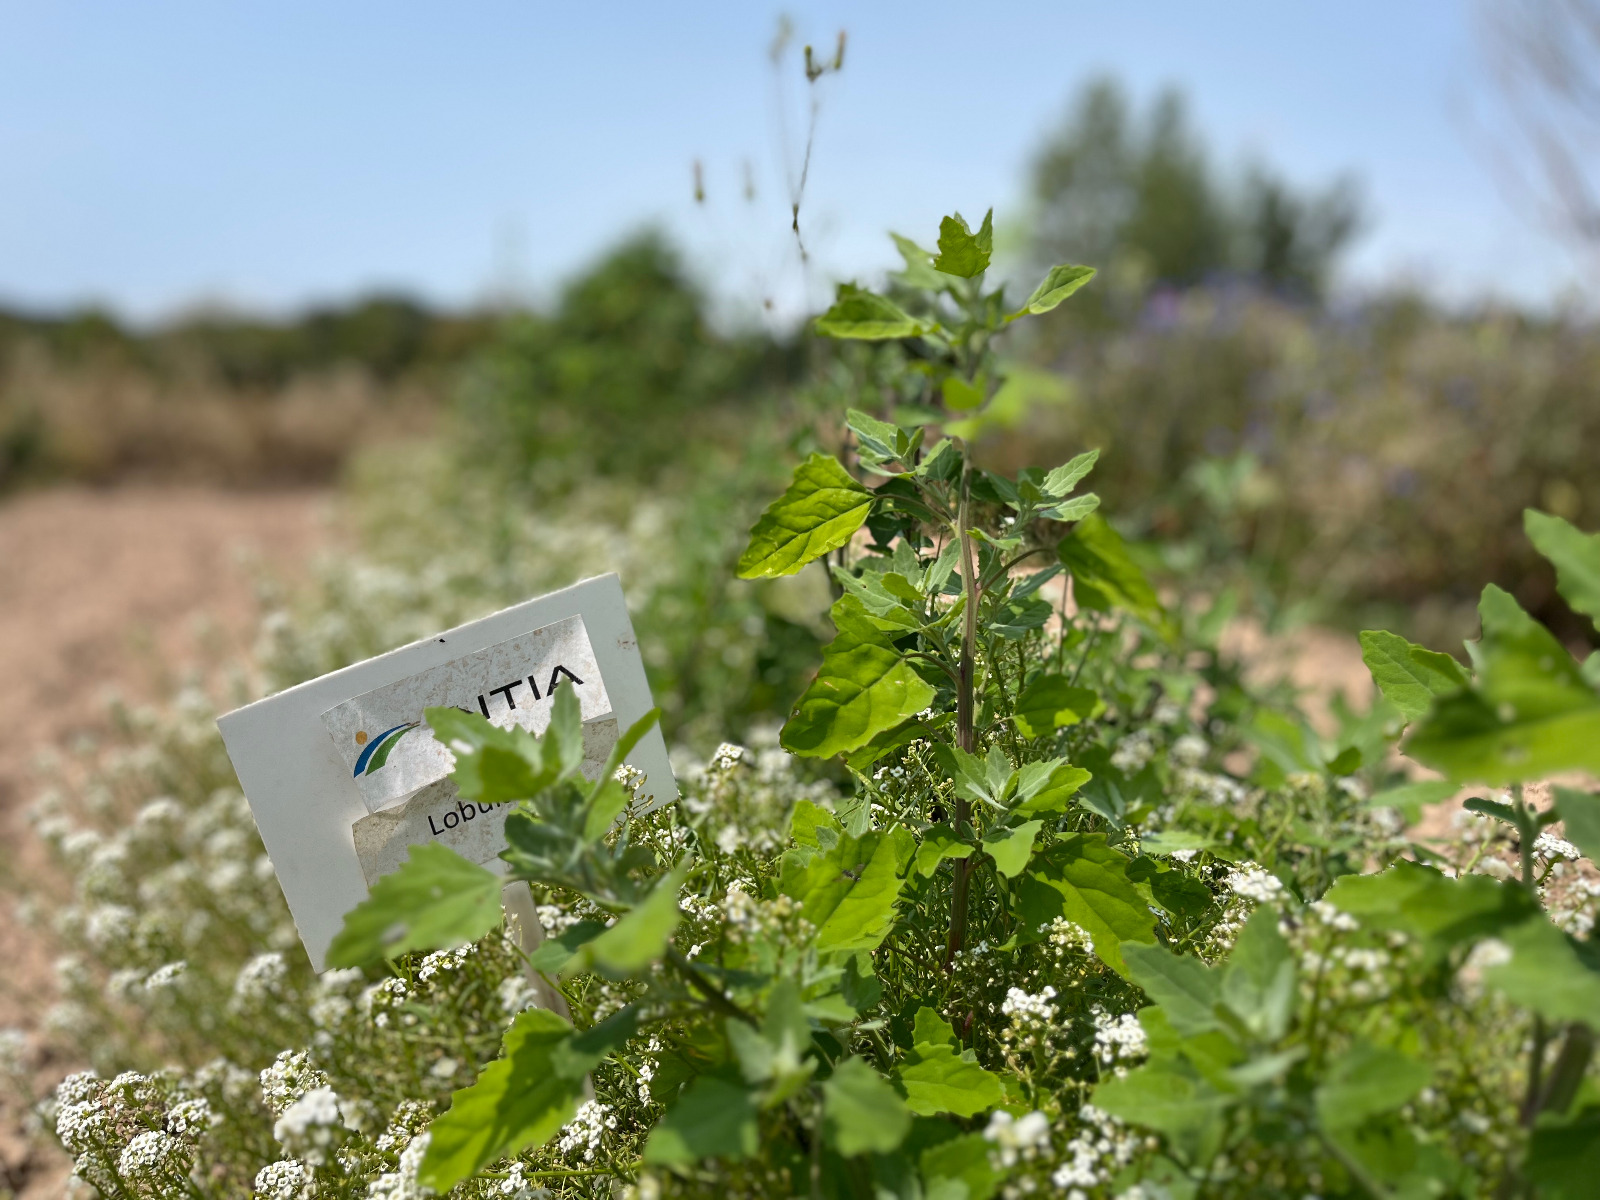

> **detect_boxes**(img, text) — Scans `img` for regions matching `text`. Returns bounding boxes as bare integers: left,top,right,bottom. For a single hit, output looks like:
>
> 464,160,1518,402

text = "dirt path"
0,486,334,1192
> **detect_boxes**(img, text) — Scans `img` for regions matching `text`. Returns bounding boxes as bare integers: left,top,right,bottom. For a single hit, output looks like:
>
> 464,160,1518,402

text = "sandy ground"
0,485,333,1193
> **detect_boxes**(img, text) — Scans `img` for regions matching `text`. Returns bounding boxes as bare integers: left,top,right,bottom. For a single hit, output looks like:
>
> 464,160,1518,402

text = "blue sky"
0,1,1582,322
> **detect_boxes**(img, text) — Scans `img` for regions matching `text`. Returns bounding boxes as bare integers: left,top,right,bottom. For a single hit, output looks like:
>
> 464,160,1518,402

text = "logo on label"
352,722,419,777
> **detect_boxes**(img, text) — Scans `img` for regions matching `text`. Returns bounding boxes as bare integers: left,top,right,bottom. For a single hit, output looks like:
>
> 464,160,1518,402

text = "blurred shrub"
0,297,498,490
455,231,801,482
986,286,1600,647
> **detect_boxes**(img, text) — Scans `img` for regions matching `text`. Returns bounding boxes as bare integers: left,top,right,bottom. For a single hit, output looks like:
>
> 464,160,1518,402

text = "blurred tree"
1028,76,1361,299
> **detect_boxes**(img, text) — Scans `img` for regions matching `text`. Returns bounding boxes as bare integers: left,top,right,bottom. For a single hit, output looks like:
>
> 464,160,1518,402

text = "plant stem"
1536,1021,1595,1117
666,948,757,1026
1318,1131,1395,1200
945,451,979,971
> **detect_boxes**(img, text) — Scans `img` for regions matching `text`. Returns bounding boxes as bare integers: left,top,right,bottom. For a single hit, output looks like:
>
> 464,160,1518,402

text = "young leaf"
1526,1105,1600,1200
981,820,1042,878
813,825,915,953
643,1077,760,1165
920,1133,1000,1200
1553,787,1600,861
1058,514,1164,625
325,842,503,968
419,1008,585,1190
897,1006,1005,1117
814,283,926,340
571,864,687,979
1365,779,1458,824
526,920,605,974
1525,509,1600,630
889,232,946,291
914,825,974,878
1323,860,1538,954
941,375,985,411
822,1057,912,1156
931,210,994,278
737,454,874,579
781,596,937,759
1314,1042,1431,1130
1010,761,1093,818
1481,916,1600,1024
1040,448,1100,499
1093,1063,1228,1153
1012,264,1097,318
1012,676,1102,738
846,408,911,464
1359,630,1469,724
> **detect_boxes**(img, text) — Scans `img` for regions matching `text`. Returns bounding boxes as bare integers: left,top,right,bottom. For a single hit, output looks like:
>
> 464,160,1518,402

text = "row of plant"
11,210,1600,1199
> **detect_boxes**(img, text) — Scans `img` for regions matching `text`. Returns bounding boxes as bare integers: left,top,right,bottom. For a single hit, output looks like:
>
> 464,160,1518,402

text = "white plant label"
217,574,674,971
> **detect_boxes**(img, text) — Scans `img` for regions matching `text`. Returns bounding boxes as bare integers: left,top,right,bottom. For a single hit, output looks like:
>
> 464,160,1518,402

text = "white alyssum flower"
117,1128,187,1185
146,960,188,989
166,1096,216,1138
233,952,287,1005
368,1130,434,1199
1000,986,1058,1024
983,1109,1051,1168
1092,1007,1149,1068
274,1085,344,1166
254,1158,310,1200
555,1099,616,1163
417,944,472,981
260,1050,329,1117
1535,832,1582,862
1224,862,1285,904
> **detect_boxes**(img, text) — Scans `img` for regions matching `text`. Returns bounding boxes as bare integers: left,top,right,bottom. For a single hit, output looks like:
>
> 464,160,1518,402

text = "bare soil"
0,485,333,1193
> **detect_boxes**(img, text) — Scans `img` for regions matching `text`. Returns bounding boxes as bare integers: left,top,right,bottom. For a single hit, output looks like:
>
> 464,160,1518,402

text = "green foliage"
325,842,504,967
736,454,874,579
1358,629,1468,724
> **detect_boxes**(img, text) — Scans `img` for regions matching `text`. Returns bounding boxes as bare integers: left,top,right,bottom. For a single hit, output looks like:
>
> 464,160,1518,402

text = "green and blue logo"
352,721,419,777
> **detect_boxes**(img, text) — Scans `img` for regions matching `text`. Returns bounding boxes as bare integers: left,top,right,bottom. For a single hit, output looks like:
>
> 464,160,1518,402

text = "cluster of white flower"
254,1157,311,1200
1308,899,1359,932
233,951,287,1005
499,973,540,1017
556,1099,616,1163
364,976,410,1028
165,1096,215,1137
535,904,583,935
1170,734,1209,767
1534,831,1582,862
984,1109,1051,1168
116,1128,187,1186
376,1099,434,1152
1110,730,1156,774
417,944,473,981
1224,862,1285,904
260,1050,329,1117
613,763,648,797
710,742,747,771
1051,1104,1144,1198
368,1129,435,1200
495,1160,545,1198
1001,985,1058,1024
635,1035,664,1104
145,960,188,990
1091,1006,1148,1072
273,1085,345,1166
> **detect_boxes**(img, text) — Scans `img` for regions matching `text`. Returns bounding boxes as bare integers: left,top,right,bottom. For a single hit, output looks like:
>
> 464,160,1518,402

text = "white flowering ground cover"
3,210,1600,1200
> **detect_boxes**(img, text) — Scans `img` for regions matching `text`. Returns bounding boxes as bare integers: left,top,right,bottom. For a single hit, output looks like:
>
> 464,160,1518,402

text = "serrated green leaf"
570,865,686,979
931,210,994,278
1013,675,1103,738
1358,630,1468,724
782,595,937,759
419,1008,584,1190
1123,942,1222,1037
814,825,915,953
1526,509,1600,630
326,842,503,968
644,1077,760,1164
815,283,926,340
425,705,557,804
1554,787,1600,861
823,1057,911,1156
1404,586,1600,784
550,1005,639,1080
1220,910,1296,1041
1021,835,1156,977
1058,514,1164,626
846,408,909,464
1010,761,1093,818
1012,264,1097,318
914,825,974,878
1482,917,1600,1023
1314,1042,1431,1129
737,454,874,579
982,820,1042,878
898,1006,1004,1117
